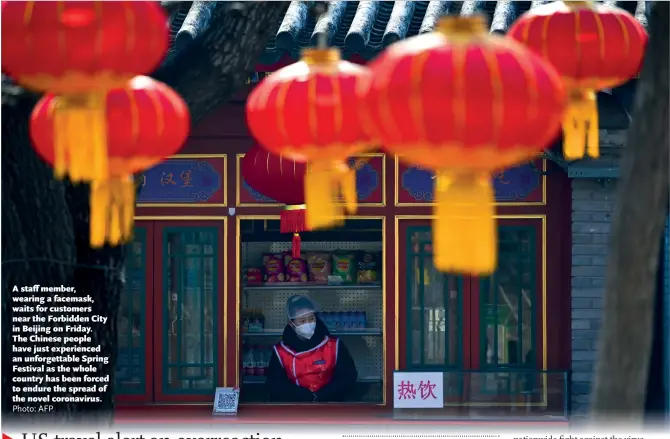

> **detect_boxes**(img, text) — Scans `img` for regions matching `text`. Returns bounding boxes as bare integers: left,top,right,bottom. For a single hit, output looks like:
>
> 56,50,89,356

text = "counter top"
115,405,569,426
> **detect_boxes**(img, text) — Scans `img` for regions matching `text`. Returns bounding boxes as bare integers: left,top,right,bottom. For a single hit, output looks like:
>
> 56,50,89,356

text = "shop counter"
114,405,569,426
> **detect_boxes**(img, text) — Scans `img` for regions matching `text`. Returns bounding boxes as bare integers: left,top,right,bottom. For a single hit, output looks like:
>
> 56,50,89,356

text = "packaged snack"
332,252,357,283
244,267,263,285
282,251,300,267
262,253,284,266
306,252,332,283
263,253,285,282
357,251,379,283
286,258,308,282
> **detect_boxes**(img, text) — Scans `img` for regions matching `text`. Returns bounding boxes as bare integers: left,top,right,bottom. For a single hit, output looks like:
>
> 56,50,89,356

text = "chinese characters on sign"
137,159,224,204
393,371,444,409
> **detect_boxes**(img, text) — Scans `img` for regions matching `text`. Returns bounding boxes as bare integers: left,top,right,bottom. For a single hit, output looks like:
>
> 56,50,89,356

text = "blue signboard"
138,159,222,204
400,163,541,203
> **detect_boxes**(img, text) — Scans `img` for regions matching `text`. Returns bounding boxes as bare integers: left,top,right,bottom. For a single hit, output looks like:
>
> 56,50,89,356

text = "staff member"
267,295,358,402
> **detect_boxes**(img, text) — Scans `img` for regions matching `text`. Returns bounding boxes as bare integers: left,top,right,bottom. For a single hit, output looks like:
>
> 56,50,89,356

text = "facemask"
294,322,316,339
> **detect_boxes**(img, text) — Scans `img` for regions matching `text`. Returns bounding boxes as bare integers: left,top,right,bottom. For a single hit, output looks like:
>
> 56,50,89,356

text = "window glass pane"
116,230,147,394
164,228,218,393
481,227,535,368
407,227,461,368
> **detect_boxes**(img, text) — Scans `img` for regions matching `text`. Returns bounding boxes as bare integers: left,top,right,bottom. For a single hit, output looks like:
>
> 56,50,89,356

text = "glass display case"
238,218,384,404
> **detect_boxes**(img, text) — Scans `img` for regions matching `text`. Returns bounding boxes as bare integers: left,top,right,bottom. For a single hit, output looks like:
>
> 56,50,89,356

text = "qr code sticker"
215,390,238,413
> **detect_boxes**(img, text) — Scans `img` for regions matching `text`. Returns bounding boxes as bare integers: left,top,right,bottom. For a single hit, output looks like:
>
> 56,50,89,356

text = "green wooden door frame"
159,226,219,397
404,225,466,370
403,224,539,372
477,225,537,371
116,226,148,396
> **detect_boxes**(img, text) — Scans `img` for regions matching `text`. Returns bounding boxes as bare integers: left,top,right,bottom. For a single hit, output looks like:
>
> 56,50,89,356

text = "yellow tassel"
53,92,108,182
562,89,599,160
89,176,136,248
334,162,357,215
305,161,345,230
433,171,497,275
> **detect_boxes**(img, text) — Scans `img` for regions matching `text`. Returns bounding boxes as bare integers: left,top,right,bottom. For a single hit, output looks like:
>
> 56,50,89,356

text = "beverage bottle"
240,343,247,377
244,346,255,376
361,311,367,329
265,346,273,376
334,312,343,331
254,346,266,376
352,311,361,329
342,312,352,331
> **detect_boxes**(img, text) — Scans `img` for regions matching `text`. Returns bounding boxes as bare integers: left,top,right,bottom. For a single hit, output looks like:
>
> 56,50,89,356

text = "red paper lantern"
2,1,168,94
361,16,566,274
246,48,372,230
2,1,169,184
31,76,190,247
241,145,309,258
508,1,648,159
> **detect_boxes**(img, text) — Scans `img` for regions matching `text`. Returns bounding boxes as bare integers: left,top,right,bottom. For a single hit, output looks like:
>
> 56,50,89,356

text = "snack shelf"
242,376,383,384
243,283,382,291
242,328,382,337
240,238,385,403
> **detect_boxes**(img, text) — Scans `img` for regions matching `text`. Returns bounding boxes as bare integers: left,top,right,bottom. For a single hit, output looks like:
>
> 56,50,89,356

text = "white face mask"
294,322,316,339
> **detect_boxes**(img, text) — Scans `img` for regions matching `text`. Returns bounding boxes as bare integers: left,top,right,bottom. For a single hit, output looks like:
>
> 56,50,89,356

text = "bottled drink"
240,342,247,377
342,312,352,331
360,311,367,329
321,312,331,329
243,346,255,376
264,346,274,375
352,311,362,329
254,346,266,376
334,312,344,331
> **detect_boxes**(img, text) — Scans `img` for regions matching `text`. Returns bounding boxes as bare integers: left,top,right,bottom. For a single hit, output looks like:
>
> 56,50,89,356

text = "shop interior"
238,218,385,404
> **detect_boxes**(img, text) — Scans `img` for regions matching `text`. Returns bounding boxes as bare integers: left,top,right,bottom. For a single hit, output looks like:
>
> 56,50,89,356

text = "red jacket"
273,336,339,392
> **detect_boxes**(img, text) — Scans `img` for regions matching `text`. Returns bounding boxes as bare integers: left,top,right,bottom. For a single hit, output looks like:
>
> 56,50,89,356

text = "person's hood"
281,316,330,352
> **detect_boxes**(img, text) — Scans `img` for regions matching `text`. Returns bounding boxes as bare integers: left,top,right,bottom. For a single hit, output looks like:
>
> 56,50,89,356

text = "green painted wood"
405,226,463,374
161,227,219,394
116,227,147,395
478,226,537,395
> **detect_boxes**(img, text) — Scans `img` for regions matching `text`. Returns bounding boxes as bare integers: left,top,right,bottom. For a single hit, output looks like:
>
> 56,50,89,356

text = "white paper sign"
212,387,240,415
393,371,444,409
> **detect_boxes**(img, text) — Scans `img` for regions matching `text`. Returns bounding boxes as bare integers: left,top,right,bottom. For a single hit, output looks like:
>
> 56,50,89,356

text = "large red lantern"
31,76,190,247
2,1,169,182
246,48,372,230
508,1,648,159
361,16,566,275
241,145,309,258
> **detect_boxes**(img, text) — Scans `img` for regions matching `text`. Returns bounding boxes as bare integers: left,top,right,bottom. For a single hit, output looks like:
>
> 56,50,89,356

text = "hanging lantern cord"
309,2,330,48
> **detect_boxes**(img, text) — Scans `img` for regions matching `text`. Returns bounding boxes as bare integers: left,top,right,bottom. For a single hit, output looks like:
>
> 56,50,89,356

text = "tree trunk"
590,1,670,422
2,1,289,422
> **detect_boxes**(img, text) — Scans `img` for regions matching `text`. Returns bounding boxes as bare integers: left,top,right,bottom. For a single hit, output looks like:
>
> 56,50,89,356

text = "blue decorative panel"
138,158,225,204
347,157,380,201
397,161,544,205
